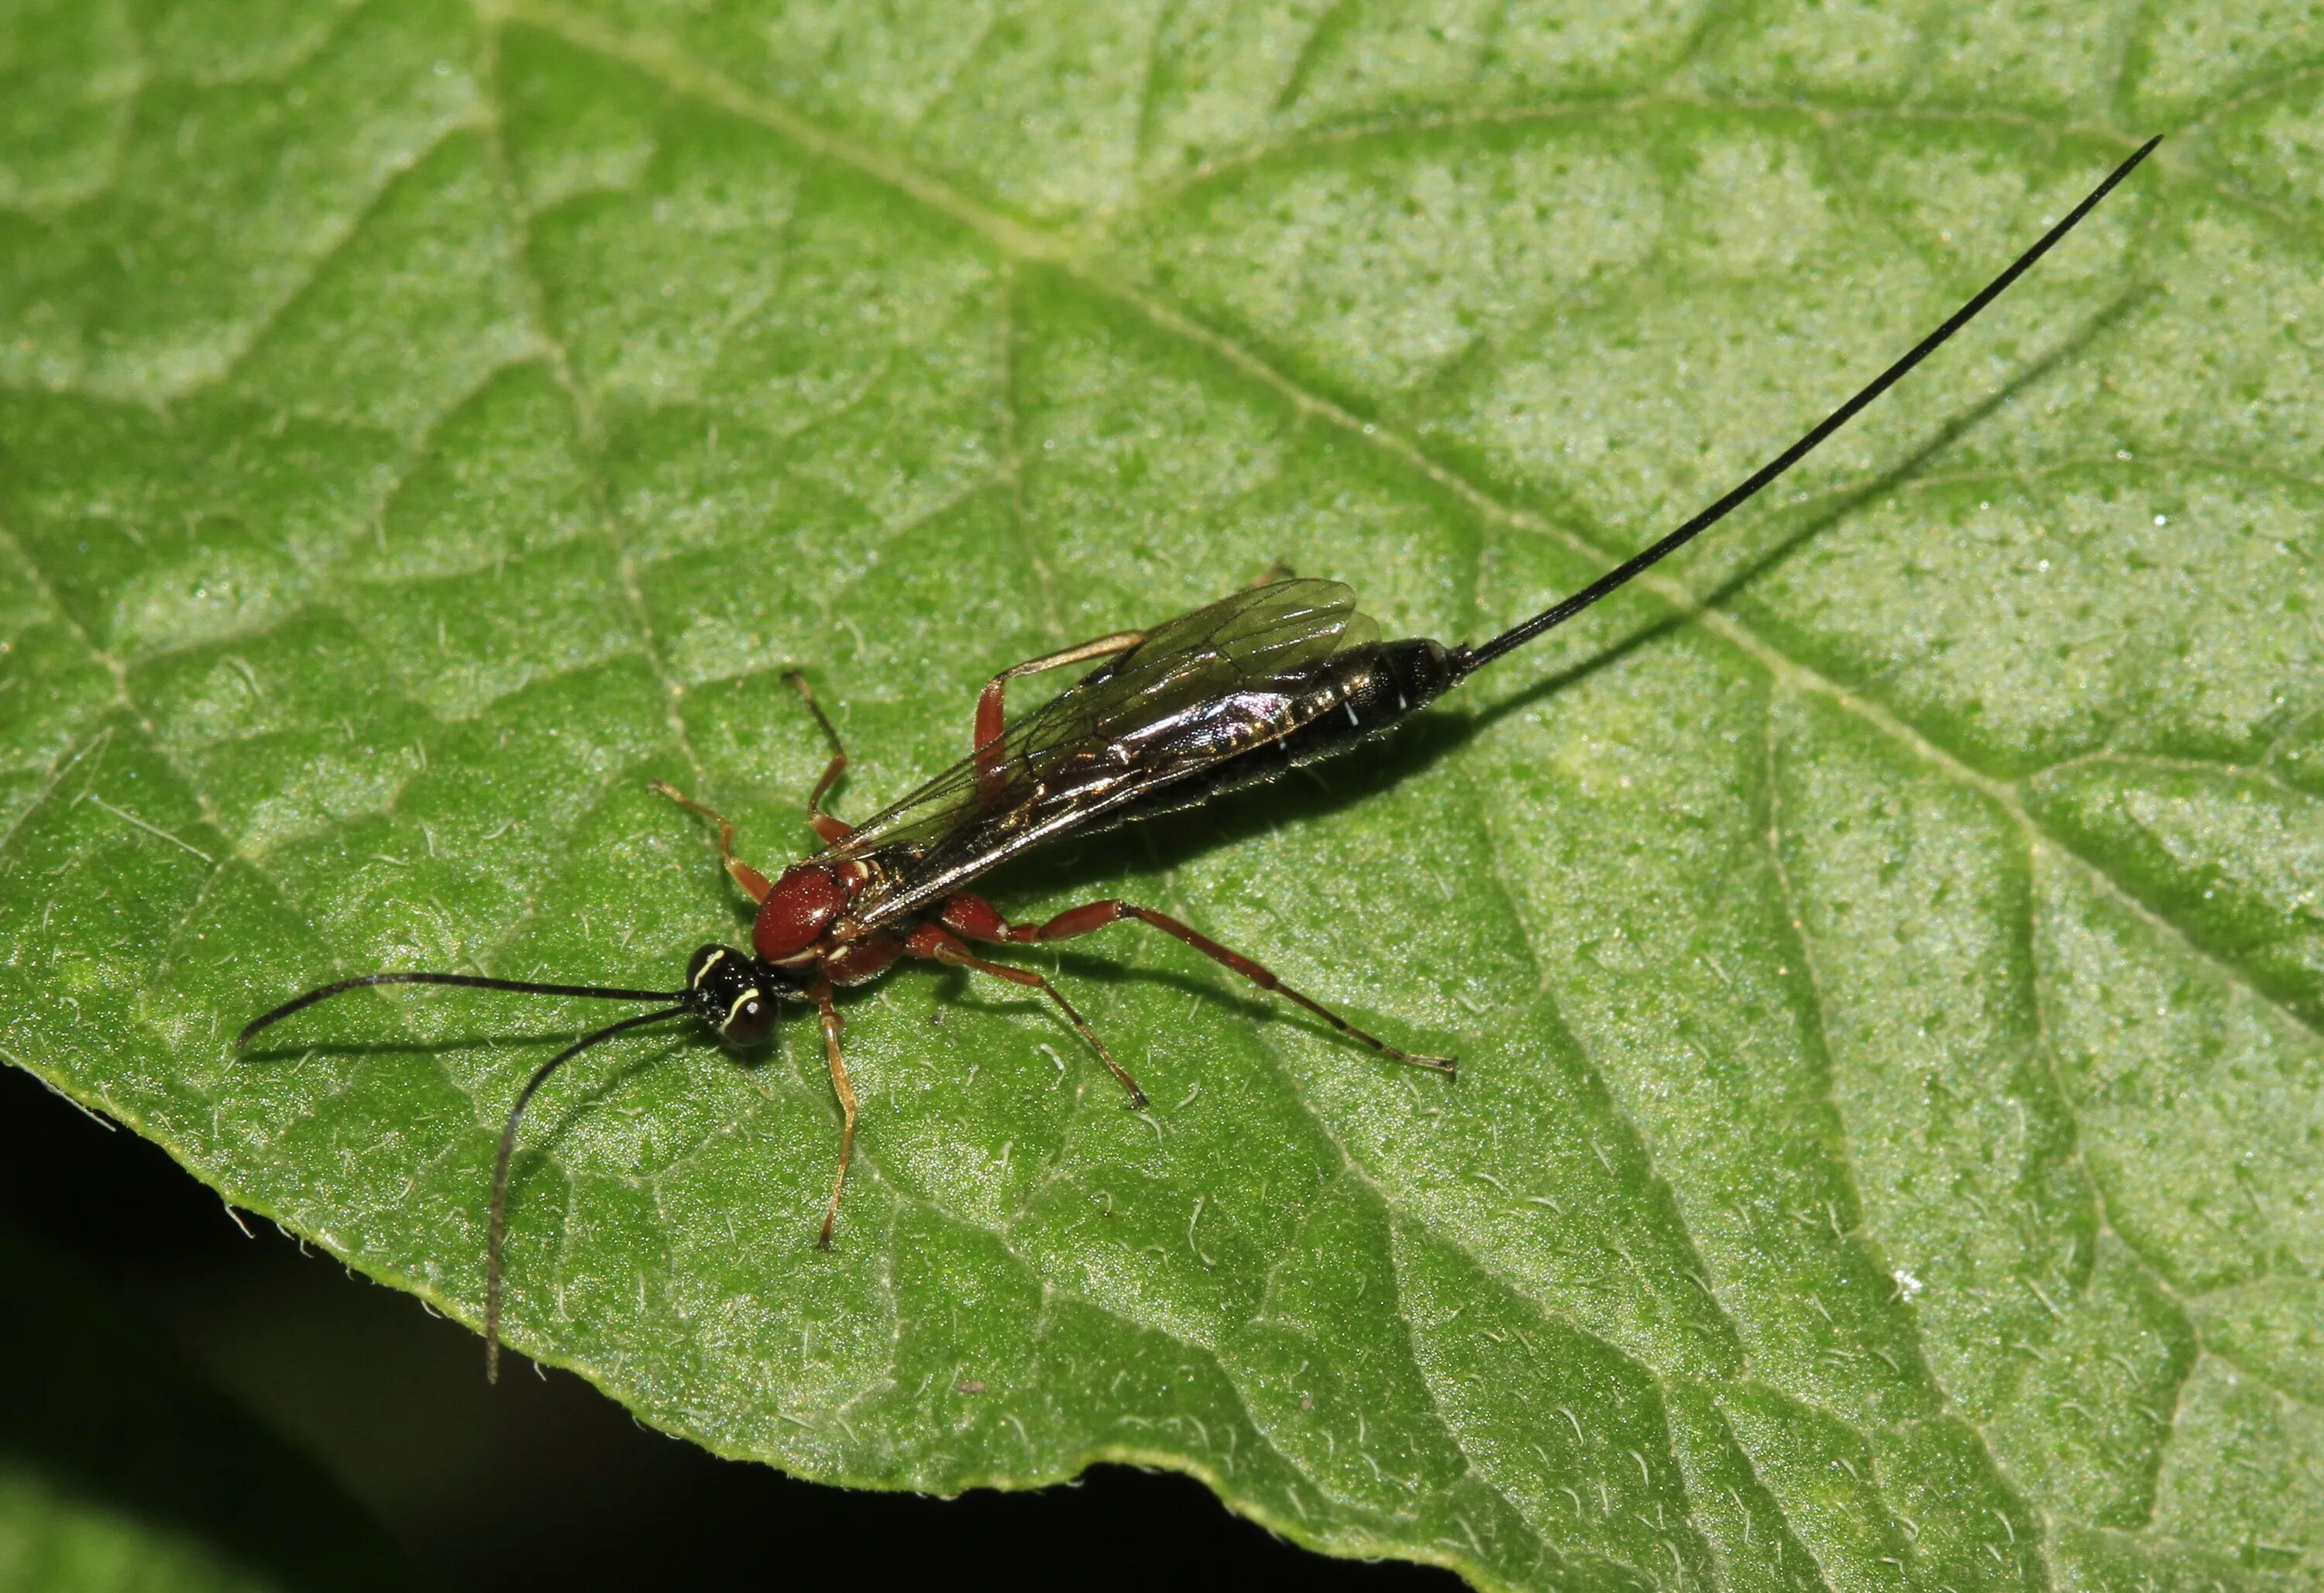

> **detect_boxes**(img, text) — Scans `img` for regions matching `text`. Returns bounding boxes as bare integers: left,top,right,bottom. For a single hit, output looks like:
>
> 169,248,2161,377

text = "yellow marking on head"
723,988,763,1030
692,947,727,988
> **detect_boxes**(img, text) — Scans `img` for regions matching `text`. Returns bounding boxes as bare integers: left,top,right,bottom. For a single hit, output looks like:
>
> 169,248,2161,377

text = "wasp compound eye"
720,992,775,1047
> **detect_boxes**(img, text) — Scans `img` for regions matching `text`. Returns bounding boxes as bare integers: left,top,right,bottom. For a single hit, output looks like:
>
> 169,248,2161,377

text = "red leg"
649,781,772,904
906,922,1147,1107
810,978,856,1248
971,630,1145,803
785,671,851,845
939,893,1012,942
982,897,1455,1075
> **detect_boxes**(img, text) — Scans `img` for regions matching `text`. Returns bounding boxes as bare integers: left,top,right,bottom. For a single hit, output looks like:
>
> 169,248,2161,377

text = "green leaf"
3,2,2320,1587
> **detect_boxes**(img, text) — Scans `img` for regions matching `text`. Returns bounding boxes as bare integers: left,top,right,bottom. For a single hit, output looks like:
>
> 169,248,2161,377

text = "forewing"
1036,577,1370,762
827,579,1375,922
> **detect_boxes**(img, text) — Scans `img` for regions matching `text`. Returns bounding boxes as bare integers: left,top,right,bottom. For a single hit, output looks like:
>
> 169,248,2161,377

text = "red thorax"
754,863,852,963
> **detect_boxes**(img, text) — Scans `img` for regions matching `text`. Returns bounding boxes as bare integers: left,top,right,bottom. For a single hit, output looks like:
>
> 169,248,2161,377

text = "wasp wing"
827,578,1378,929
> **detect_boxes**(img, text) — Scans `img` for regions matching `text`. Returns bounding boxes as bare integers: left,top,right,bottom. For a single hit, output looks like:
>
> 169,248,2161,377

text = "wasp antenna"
235,972,685,1052
1457,134,2161,676
485,1005,692,1383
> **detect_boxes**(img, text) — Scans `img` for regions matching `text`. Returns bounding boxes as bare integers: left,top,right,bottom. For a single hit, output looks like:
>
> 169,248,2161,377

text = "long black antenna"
235,971,683,1051
1456,135,2161,676
486,1004,693,1382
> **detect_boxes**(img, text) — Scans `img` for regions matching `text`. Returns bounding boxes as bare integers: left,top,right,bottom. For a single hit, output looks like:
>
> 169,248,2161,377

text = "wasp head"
682,944,808,1047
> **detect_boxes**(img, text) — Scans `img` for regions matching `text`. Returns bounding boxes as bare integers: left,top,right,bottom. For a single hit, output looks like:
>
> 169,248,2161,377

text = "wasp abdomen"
1109,638,1456,827
1282,637,1458,761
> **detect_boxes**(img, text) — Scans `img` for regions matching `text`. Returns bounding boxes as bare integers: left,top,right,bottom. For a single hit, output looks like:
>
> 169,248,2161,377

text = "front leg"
810,978,857,1248
784,670,853,845
650,781,772,904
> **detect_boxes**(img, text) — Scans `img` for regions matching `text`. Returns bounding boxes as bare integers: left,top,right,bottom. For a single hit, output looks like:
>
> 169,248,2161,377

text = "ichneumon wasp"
239,137,2161,1378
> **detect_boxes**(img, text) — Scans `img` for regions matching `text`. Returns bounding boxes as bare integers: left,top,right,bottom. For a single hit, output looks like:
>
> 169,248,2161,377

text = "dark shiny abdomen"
1109,637,1458,828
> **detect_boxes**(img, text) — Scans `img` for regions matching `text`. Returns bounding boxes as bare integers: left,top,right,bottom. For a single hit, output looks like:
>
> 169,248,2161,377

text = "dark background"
1,1061,1463,1591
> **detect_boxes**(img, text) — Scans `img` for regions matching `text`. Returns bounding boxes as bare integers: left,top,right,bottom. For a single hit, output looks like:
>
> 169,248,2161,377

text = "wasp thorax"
686,943,777,1046
754,863,847,962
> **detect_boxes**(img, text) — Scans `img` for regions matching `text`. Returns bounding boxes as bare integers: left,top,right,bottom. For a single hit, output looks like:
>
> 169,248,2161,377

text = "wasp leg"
810,979,857,1248
905,922,1147,1107
782,670,853,846
946,894,1455,1076
972,630,1146,802
649,780,772,904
